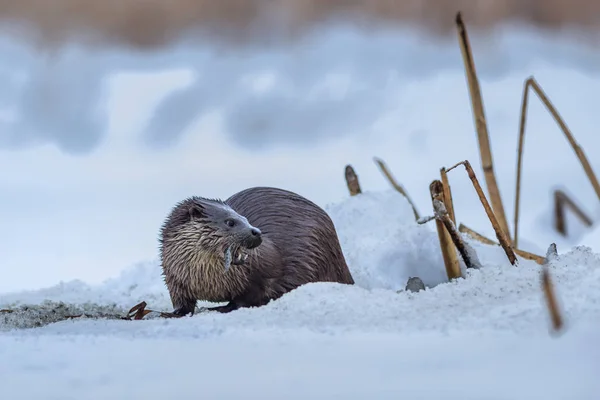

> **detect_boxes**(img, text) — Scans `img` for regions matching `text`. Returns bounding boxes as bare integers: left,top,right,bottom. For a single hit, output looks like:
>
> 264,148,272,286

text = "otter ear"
188,204,204,220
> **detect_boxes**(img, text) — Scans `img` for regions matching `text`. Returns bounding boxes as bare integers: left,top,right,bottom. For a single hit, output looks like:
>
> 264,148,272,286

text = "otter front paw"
171,305,195,317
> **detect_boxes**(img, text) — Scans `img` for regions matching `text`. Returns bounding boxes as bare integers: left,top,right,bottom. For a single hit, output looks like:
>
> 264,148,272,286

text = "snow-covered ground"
2,190,600,399
1,23,600,399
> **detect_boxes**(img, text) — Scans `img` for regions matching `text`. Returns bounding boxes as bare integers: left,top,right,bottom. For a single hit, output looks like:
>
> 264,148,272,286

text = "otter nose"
246,228,262,249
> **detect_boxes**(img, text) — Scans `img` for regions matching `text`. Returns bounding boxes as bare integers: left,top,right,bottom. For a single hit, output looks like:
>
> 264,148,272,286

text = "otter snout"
243,227,262,249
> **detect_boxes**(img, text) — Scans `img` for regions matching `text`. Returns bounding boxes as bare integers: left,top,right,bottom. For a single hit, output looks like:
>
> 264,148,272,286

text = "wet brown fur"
159,186,354,315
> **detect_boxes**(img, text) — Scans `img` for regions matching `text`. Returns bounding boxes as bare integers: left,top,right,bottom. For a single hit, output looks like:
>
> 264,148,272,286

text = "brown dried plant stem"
430,180,462,279
553,189,593,237
447,160,517,265
344,164,362,196
455,11,511,240
434,202,482,270
440,167,456,224
125,301,180,320
541,259,564,333
458,223,545,265
373,157,420,220
513,76,600,247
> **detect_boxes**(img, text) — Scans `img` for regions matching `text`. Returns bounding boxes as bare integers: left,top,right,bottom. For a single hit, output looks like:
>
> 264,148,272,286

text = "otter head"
175,197,262,272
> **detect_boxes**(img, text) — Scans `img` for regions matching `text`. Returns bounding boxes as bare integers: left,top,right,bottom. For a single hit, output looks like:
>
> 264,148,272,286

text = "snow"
1,328,599,400
2,190,600,398
2,24,600,399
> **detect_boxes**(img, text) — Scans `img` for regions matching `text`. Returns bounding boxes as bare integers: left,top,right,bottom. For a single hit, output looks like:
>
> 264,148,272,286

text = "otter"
159,186,354,315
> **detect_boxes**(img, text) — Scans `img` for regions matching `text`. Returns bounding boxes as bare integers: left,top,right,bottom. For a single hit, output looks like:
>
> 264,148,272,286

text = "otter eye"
225,219,235,227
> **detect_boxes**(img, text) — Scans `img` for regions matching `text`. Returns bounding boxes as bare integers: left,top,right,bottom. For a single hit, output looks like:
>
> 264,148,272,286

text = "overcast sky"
1,24,600,293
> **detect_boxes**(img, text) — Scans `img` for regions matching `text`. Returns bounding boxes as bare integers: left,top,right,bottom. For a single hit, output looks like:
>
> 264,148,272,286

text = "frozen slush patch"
0,301,125,331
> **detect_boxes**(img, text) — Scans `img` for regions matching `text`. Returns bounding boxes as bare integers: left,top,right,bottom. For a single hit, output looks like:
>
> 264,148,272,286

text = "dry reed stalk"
513,76,600,247
455,11,511,241
553,189,594,237
344,165,362,196
373,157,420,220
541,243,564,333
430,180,463,279
542,267,564,333
440,167,456,224
447,160,518,265
458,223,545,265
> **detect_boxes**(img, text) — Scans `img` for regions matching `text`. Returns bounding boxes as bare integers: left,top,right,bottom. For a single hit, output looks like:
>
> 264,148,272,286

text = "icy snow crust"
1,190,600,399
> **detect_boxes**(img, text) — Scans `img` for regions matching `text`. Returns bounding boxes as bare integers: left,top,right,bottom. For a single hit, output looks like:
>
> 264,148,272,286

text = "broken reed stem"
542,267,564,333
455,11,511,241
458,223,545,265
553,189,594,237
434,200,481,270
373,157,420,220
447,160,518,265
440,168,456,224
344,165,362,196
541,245,564,333
430,180,462,279
513,76,600,247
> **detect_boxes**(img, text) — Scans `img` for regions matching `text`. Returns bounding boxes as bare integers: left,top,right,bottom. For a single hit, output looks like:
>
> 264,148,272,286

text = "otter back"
226,186,355,290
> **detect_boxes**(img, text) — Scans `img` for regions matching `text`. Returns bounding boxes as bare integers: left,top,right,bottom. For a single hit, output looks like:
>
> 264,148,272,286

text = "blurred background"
1,0,600,292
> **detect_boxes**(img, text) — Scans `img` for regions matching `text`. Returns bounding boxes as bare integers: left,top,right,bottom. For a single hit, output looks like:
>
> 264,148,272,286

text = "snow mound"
326,190,448,290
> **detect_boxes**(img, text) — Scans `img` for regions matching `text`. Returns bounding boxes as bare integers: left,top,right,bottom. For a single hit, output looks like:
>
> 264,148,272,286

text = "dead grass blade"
373,157,420,220
447,160,517,265
126,301,153,320
553,189,594,237
458,223,545,265
455,11,511,241
513,76,600,247
344,164,362,196
122,301,181,320
430,180,462,279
